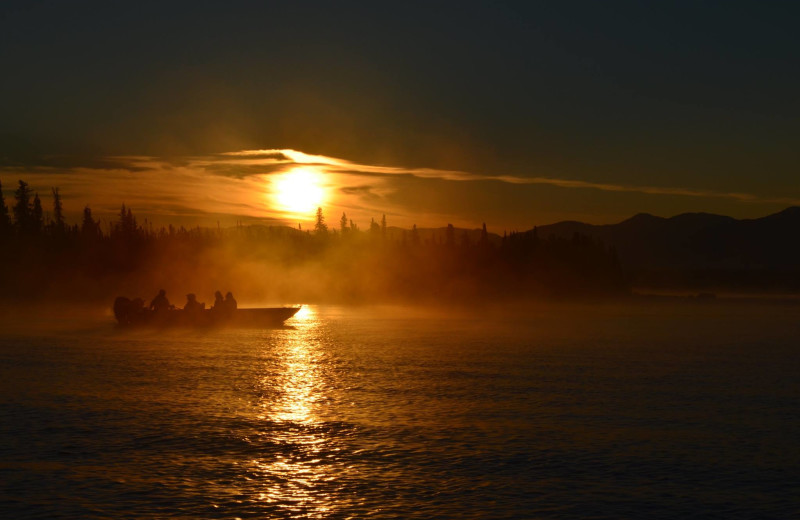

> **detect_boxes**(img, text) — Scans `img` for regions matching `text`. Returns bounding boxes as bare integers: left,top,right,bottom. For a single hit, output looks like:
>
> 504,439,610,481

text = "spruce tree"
32,193,43,235
411,224,420,245
13,180,33,235
126,207,136,236
117,204,127,236
0,179,9,236
445,223,455,247
52,187,65,234
314,207,327,234
81,206,98,238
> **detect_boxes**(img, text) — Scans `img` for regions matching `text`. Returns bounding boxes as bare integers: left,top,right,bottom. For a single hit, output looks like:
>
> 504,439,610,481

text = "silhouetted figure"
113,296,145,325
212,290,224,310
149,289,171,312
224,291,237,311
183,293,205,312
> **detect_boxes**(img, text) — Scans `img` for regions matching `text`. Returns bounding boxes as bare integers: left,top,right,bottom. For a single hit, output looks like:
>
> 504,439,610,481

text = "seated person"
149,289,171,312
183,293,205,312
224,291,237,311
212,290,225,310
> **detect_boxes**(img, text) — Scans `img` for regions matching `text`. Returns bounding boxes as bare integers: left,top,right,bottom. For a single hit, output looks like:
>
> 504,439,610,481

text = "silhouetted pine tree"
81,206,99,239
115,204,139,239
13,180,33,235
0,179,9,237
445,224,455,248
51,187,65,235
31,193,43,235
340,212,348,235
411,224,420,245
126,207,136,236
480,222,488,248
314,207,327,234
369,217,380,237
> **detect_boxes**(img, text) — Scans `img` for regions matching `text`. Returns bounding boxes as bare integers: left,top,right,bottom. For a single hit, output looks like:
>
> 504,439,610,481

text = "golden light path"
251,306,338,517
272,167,326,215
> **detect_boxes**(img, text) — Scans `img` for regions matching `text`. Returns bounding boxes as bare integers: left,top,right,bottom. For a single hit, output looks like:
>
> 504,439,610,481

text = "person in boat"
212,291,225,310
149,289,171,312
183,293,205,312
224,291,237,311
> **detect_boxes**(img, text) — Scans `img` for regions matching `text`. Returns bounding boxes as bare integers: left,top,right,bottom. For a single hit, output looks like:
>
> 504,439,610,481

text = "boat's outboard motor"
113,296,132,325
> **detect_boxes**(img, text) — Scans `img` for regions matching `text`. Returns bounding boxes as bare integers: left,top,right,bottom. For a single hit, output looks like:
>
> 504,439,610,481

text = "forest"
0,179,628,304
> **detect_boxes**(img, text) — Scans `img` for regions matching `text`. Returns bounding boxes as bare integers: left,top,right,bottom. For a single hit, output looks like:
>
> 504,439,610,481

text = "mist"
0,202,626,314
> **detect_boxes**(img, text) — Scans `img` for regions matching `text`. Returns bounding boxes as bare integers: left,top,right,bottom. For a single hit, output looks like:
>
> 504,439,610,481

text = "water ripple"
1,304,799,518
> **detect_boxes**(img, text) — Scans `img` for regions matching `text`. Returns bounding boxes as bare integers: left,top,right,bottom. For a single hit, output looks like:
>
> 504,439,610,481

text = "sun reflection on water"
272,338,316,424
290,305,314,323
248,305,340,517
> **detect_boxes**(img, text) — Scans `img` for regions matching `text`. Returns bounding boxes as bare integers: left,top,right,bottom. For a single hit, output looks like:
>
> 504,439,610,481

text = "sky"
1,1,799,230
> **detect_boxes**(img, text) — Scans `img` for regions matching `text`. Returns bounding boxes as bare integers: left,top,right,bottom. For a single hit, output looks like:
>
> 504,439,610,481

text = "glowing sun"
273,168,325,214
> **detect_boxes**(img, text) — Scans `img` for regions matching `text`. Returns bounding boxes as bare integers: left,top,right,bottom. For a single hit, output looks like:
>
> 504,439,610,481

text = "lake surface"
1,302,799,518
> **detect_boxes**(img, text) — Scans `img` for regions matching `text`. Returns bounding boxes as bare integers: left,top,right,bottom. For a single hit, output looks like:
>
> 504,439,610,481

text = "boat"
113,297,301,328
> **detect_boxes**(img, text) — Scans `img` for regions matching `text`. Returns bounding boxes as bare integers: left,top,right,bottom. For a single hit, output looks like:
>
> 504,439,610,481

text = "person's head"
158,289,166,296
225,292,233,299
215,291,223,299
187,293,196,301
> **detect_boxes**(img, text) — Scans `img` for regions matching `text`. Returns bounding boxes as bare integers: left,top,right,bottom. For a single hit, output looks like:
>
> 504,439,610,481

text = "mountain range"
533,207,800,272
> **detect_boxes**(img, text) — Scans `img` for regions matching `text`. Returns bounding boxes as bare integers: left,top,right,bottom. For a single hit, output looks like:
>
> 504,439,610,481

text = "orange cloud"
3,148,798,229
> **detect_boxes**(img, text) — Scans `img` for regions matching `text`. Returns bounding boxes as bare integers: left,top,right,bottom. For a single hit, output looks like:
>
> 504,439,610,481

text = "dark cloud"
0,155,152,172
333,168,408,179
213,152,290,162
340,185,376,195
201,163,288,179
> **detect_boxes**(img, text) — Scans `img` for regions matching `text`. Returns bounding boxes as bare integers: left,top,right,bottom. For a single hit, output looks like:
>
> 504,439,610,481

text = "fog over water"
1,302,799,518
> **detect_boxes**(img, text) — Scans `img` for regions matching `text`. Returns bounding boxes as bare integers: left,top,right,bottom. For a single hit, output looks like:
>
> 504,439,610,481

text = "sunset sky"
1,2,799,229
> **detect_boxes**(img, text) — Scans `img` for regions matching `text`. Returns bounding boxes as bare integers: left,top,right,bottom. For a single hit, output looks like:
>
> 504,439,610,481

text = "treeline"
0,180,628,303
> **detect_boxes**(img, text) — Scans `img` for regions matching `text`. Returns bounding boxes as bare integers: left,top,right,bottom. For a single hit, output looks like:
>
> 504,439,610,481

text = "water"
1,302,799,518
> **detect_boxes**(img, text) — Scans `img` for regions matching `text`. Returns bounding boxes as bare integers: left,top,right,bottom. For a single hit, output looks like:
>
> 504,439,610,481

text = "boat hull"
115,306,301,328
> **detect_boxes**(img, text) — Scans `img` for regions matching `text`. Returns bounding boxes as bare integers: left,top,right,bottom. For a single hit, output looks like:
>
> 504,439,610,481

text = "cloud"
200,163,289,179
3,147,798,228
340,185,376,194
0,155,155,173
339,185,382,202
491,176,800,206
218,150,291,161
212,149,800,206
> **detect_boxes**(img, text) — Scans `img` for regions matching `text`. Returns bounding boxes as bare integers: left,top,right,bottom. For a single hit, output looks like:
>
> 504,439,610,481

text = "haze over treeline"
0,179,626,304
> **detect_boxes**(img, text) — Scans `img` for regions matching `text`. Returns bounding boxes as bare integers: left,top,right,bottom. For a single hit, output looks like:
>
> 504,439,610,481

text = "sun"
273,167,325,214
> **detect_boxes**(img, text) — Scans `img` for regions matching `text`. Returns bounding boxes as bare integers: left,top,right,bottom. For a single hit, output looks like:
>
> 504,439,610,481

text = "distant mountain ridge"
534,207,800,271
252,207,800,273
